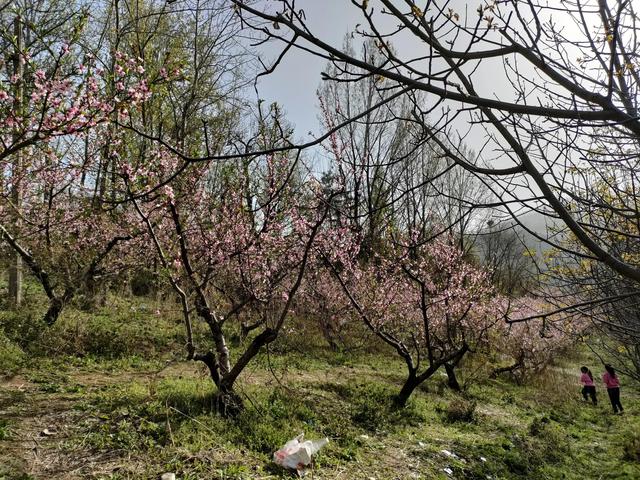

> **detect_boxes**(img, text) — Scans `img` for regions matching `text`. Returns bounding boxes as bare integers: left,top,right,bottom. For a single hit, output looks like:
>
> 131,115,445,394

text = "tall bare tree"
233,0,640,311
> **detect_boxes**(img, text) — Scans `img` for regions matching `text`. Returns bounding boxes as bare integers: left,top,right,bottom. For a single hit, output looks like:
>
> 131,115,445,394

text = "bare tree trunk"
8,16,23,307
490,351,525,379
394,369,420,408
444,347,468,391
444,363,461,391
43,291,73,326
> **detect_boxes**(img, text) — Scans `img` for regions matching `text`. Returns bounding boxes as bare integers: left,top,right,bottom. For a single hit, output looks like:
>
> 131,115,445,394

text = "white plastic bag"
273,433,329,471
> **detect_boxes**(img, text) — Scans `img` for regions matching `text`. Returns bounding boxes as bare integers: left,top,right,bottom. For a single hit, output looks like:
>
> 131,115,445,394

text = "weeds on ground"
0,419,10,440
437,397,477,424
0,329,24,375
623,429,640,462
2,299,640,479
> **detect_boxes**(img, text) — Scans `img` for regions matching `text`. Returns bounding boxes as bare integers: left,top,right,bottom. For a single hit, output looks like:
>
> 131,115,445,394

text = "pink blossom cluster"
0,50,152,149
311,234,502,362
132,149,351,333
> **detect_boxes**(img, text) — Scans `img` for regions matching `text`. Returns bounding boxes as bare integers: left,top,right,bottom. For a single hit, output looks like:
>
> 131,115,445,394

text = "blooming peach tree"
0,45,156,323
491,297,579,382
131,149,344,412
326,236,504,406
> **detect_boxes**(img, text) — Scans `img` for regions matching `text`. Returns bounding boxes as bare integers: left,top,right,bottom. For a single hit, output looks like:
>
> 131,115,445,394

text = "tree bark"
43,297,65,326
43,290,74,326
490,352,525,379
79,275,104,311
394,370,420,408
194,351,220,386
8,15,24,307
240,320,261,340
213,386,243,417
194,351,244,416
444,363,461,391
444,346,468,391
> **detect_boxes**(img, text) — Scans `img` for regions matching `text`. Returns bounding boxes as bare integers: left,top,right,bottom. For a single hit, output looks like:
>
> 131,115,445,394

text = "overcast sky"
248,2,591,229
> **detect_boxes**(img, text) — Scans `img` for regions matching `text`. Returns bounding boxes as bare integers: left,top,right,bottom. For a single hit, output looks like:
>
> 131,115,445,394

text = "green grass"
38,352,636,479
0,419,10,440
0,293,639,479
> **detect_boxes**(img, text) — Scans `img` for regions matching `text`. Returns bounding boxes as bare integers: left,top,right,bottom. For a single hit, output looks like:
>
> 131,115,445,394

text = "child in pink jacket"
603,364,624,414
580,366,597,405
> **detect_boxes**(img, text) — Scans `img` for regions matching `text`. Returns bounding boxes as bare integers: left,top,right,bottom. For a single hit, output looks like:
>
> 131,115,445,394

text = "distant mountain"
517,211,558,254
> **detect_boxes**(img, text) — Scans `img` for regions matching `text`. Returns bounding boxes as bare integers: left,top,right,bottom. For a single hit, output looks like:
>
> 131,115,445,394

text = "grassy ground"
1,297,639,479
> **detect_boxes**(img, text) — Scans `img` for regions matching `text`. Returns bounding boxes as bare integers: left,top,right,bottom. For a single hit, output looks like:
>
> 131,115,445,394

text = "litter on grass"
441,449,459,459
273,433,329,472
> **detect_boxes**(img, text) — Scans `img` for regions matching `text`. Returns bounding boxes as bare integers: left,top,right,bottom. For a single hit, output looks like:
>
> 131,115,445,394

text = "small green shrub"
235,408,296,454
36,306,182,359
350,383,391,430
438,397,477,423
130,269,157,297
623,431,640,462
0,330,24,375
0,292,183,360
90,382,152,412
156,377,216,417
227,389,323,454
345,382,424,432
88,416,166,451
501,392,515,404
502,418,571,475
0,308,46,349
0,419,10,440
528,415,551,436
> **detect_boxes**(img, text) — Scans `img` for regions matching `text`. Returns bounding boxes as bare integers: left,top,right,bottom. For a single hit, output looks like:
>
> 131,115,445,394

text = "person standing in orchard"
579,367,597,406
602,365,624,414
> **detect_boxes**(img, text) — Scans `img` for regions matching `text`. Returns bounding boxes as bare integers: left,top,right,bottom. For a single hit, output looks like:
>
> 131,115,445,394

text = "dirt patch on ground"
0,361,221,479
0,370,151,480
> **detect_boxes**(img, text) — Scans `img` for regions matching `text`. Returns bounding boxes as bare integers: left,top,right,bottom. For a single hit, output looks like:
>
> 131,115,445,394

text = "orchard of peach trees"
1,1,639,479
